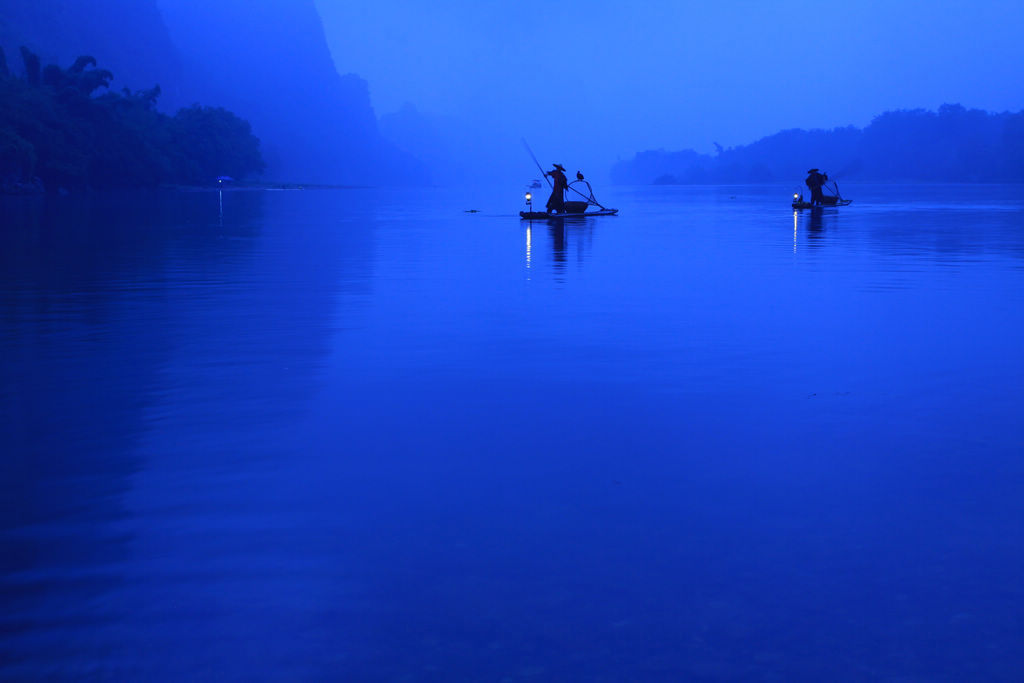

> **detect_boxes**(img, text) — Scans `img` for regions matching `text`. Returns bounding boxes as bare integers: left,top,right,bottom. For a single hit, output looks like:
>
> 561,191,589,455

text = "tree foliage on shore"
0,46,264,191
611,104,1024,185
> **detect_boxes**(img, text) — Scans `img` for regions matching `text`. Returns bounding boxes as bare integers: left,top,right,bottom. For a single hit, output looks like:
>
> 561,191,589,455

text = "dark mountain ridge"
612,104,1024,185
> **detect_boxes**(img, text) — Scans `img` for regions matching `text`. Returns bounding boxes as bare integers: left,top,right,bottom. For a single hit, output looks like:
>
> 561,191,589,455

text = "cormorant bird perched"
576,171,584,181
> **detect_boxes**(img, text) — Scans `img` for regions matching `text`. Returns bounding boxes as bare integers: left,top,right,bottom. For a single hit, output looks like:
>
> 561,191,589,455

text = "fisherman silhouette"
805,168,829,206
546,163,568,213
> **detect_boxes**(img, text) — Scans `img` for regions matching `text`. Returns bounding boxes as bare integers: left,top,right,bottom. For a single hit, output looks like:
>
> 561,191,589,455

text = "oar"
521,138,552,188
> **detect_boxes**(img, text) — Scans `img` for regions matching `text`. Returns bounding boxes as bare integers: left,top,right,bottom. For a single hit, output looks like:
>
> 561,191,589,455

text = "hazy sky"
317,0,1024,175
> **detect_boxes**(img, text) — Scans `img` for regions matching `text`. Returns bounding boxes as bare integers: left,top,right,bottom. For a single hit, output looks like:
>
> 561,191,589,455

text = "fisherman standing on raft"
546,163,569,214
805,168,829,206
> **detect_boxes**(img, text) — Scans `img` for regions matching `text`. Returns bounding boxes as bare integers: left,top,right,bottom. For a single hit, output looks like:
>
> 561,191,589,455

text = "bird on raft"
576,171,585,181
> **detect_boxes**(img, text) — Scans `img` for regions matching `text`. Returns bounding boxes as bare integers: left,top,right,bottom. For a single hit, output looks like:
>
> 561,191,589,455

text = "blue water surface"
2,184,1023,680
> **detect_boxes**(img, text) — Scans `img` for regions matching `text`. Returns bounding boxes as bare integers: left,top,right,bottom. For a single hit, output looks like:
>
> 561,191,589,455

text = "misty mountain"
379,103,506,184
612,105,1024,184
0,0,426,185
156,0,425,185
0,0,181,95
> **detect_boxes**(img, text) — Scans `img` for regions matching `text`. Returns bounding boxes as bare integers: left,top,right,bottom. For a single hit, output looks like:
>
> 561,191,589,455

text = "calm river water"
2,184,1023,680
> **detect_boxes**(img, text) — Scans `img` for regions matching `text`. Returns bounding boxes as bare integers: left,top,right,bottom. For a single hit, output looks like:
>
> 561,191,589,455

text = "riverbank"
0,181,374,196
166,182,369,192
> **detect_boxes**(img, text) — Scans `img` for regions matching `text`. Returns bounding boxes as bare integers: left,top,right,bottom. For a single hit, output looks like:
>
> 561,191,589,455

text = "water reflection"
792,205,840,250
522,216,597,275
1,191,266,676
525,223,532,271
549,221,567,265
809,206,828,232
3,185,1024,679
0,189,375,678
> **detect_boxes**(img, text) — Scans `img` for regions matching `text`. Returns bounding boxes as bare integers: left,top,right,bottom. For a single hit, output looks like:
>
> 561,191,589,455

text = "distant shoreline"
168,182,370,192
611,104,1024,186
0,182,372,196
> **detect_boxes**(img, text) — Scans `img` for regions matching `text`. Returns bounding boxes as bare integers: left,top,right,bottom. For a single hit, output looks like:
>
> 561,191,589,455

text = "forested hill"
0,46,264,192
611,105,1024,185
0,0,426,185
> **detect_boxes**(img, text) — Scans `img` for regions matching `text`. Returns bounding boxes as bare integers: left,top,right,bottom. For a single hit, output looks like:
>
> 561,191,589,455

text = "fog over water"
2,1,1021,185
4,2,1024,679
318,0,1024,180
